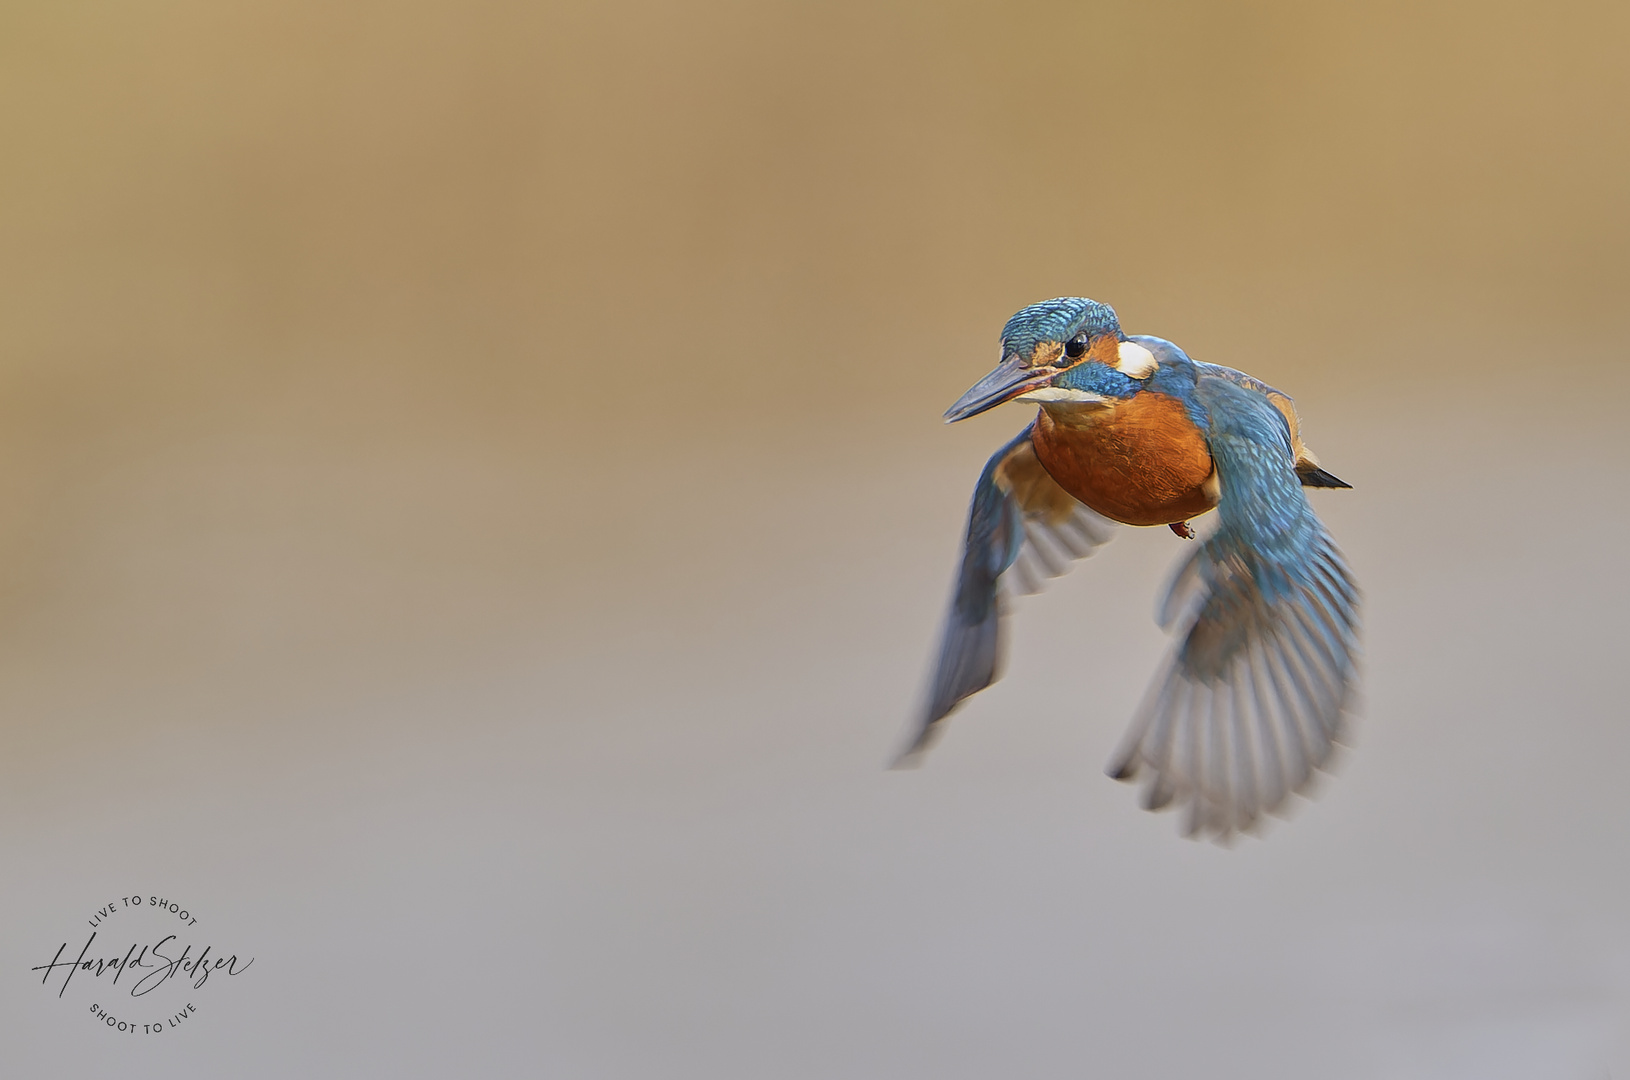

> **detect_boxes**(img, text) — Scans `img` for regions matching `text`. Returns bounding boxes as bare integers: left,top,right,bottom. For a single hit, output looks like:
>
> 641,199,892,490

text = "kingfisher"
899,297,1360,839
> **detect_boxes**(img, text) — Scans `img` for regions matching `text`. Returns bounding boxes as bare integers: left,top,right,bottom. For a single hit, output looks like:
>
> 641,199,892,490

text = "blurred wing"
1108,375,1361,838
895,426,1117,764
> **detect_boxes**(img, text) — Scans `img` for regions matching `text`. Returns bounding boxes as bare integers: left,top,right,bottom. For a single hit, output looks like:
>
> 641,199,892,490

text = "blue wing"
896,426,1118,764
1108,375,1361,838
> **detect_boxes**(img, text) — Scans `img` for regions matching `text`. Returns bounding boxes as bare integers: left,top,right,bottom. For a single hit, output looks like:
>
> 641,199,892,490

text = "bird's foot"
1169,521,1196,540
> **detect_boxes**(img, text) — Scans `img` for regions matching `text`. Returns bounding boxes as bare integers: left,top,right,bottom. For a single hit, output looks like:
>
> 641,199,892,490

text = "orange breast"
1031,392,1216,527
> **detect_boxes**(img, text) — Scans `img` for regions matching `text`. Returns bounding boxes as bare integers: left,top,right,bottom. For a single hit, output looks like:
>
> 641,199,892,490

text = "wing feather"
1108,375,1360,838
896,426,1118,763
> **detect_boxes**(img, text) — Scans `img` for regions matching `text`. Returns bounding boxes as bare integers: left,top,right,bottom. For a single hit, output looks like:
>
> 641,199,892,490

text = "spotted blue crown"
1000,297,1121,362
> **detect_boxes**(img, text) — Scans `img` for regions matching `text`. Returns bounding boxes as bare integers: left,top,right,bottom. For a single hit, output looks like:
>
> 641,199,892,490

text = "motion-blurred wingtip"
888,723,940,770
1145,788,1175,813
888,745,926,771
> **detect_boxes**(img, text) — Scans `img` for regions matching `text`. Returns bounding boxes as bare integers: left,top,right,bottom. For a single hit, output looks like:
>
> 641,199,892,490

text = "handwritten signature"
32,933,253,998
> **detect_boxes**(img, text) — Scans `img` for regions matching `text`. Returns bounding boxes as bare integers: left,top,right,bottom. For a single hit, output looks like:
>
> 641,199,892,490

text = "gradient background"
3,1,1628,1076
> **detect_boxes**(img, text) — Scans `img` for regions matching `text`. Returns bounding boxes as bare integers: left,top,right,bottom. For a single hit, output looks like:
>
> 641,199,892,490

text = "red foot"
1169,521,1196,540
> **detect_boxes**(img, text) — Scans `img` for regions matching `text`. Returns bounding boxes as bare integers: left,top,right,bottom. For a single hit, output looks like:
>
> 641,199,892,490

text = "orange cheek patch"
1086,334,1121,365
1027,340,1064,368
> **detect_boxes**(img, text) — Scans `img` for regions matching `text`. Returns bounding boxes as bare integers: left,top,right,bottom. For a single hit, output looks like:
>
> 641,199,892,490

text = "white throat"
1013,387,1111,406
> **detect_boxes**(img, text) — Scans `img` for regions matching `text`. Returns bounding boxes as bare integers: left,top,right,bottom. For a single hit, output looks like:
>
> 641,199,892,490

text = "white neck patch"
1116,341,1159,379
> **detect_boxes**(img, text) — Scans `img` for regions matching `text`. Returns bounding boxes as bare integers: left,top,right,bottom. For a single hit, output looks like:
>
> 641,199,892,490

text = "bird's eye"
1064,338,1086,360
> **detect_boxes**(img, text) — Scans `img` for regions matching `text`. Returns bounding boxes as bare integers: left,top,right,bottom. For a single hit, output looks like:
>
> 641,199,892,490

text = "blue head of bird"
944,296,1161,422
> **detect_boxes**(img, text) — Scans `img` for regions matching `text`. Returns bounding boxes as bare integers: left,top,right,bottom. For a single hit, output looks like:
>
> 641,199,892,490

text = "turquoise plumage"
900,298,1360,840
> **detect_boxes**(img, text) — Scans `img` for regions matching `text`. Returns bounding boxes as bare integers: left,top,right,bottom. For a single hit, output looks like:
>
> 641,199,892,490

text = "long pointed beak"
943,351,1053,423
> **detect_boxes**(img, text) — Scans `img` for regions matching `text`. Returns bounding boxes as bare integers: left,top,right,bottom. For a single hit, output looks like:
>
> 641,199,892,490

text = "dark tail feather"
1297,465,1352,489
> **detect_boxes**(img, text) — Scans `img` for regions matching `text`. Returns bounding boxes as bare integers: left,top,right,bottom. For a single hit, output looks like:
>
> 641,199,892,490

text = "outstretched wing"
895,425,1117,764
1108,375,1360,839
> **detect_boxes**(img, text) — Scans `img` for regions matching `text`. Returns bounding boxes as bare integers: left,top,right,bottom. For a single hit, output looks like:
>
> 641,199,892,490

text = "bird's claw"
1169,521,1196,540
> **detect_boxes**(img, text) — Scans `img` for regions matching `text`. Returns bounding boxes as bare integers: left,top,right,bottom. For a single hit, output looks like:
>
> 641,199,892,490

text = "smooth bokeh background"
2,1,1627,1076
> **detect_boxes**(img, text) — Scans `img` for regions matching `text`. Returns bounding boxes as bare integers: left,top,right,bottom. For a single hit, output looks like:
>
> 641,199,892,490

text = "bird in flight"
899,297,1359,839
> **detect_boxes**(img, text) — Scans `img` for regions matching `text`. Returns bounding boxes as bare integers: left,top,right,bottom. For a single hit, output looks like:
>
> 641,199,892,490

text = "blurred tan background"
2,1,1627,1076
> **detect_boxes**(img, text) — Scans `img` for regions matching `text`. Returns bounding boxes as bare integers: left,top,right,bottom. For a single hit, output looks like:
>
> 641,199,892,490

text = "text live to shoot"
30,895,254,1035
